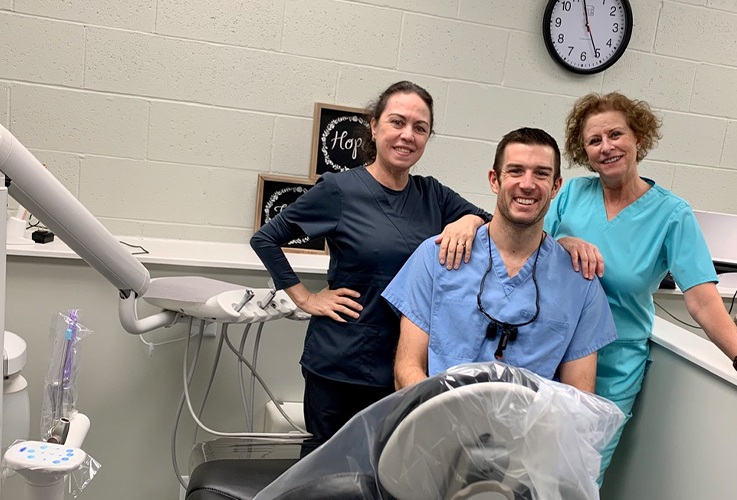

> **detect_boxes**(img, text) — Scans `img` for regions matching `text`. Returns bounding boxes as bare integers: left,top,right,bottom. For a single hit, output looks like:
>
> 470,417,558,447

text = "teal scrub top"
544,176,716,400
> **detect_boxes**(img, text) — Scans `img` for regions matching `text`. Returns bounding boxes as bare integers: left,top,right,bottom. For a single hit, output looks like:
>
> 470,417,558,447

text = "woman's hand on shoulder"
290,285,363,322
435,215,485,270
557,236,605,280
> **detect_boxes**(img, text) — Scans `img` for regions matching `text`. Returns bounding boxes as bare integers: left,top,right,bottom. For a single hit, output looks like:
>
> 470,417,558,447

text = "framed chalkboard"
254,174,328,254
309,103,371,179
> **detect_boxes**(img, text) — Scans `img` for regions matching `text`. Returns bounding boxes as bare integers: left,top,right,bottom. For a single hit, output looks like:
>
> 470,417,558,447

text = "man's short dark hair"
492,128,561,180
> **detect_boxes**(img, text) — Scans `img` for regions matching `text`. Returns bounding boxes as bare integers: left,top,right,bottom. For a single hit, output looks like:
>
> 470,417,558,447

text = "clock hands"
582,0,598,56
543,0,632,74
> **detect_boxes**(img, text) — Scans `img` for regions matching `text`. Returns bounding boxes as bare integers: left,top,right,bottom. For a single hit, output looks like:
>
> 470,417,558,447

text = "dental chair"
185,362,624,500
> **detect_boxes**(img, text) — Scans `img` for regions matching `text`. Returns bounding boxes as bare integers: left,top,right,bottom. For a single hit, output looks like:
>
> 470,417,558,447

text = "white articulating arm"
0,124,149,297
0,124,174,335
118,294,179,335
0,124,310,334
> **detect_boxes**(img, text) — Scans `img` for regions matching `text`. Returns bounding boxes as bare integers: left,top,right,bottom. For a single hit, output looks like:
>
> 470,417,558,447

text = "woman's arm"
435,214,486,270
555,236,605,280
683,282,737,361
543,177,604,279
430,178,491,270
250,216,304,290
251,215,362,320
283,283,362,322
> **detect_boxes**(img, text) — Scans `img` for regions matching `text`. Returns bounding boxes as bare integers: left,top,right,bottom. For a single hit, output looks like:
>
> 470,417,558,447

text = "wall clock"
543,0,633,74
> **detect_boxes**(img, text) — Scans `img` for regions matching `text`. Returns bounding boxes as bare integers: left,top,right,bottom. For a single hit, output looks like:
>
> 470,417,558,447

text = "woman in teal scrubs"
544,92,737,483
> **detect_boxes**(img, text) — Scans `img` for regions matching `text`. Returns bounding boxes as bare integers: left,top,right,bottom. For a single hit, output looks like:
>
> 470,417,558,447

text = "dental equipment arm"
0,124,177,334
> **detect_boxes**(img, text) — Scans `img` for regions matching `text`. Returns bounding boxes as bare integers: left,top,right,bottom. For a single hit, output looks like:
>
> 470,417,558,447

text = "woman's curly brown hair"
564,92,663,171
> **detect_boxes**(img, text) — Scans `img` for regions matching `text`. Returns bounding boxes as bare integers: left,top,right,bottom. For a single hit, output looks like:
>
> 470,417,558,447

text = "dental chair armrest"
187,459,298,500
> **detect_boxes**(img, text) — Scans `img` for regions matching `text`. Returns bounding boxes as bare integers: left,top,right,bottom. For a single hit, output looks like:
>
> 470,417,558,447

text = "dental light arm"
0,124,177,334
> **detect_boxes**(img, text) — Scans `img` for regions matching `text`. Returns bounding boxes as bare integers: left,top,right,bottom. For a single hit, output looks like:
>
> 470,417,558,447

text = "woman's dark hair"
358,81,434,163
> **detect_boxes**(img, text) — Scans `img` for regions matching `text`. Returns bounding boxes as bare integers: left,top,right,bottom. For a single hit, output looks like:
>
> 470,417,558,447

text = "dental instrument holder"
40,311,90,445
256,279,277,310
2,312,99,499
47,419,69,446
257,289,277,310
233,289,255,313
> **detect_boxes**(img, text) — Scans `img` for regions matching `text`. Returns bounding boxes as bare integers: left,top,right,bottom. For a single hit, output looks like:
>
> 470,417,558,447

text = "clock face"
543,0,632,74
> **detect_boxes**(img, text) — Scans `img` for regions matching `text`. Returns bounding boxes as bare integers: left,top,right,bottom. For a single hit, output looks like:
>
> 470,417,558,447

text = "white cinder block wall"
1,1,737,498
2,0,737,244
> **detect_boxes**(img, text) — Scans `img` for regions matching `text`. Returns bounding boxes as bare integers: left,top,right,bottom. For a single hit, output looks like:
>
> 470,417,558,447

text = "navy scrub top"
251,166,490,388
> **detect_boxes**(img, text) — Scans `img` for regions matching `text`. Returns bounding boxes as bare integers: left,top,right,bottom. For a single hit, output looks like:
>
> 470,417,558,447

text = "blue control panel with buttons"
5,440,86,471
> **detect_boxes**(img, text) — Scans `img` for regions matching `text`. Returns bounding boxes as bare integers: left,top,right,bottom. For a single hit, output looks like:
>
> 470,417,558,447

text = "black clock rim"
542,0,633,75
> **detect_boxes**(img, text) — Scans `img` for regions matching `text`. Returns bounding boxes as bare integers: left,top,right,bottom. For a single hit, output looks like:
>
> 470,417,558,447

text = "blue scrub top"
383,226,616,380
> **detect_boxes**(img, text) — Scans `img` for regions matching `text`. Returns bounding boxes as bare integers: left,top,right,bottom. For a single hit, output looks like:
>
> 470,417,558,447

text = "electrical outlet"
189,318,217,337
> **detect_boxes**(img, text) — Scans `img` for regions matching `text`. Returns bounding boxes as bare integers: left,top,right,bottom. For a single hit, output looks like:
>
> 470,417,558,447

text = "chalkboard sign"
254,174,327,254
309,103,371,178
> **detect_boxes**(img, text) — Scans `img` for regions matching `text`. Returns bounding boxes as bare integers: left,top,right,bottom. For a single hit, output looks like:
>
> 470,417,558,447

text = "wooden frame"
254,174,328,254
309,102,371,179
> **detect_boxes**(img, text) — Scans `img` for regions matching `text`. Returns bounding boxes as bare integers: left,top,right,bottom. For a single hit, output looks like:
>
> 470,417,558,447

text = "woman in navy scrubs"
251,81,491,455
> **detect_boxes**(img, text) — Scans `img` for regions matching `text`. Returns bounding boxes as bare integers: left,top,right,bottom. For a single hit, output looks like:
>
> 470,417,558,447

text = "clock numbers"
543,0,632,74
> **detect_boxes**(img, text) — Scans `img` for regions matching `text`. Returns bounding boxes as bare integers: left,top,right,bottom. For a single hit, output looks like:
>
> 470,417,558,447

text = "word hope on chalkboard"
310,103,371,178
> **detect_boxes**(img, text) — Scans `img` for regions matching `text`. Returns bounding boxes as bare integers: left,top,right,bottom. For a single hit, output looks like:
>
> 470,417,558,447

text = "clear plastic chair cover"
255,361,624,500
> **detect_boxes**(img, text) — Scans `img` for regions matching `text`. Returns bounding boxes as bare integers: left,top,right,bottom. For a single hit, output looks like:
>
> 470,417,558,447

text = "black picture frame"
254,174,327,254
309,103,371,179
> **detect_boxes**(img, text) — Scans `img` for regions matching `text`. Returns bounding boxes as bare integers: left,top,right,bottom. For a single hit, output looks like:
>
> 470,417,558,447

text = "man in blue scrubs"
383,128,617,392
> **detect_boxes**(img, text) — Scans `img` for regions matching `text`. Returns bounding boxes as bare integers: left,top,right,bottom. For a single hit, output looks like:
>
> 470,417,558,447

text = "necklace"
476,230,545,360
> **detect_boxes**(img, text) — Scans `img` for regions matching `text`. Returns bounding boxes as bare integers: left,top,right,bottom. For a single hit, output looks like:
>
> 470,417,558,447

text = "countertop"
6,235,330,274
8,234,737,387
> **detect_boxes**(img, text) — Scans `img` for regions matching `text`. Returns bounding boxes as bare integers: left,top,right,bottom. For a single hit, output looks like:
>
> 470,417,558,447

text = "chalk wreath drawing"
310,103,372,179
263,185,311,245
320,114,371,173
254,174,326,254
